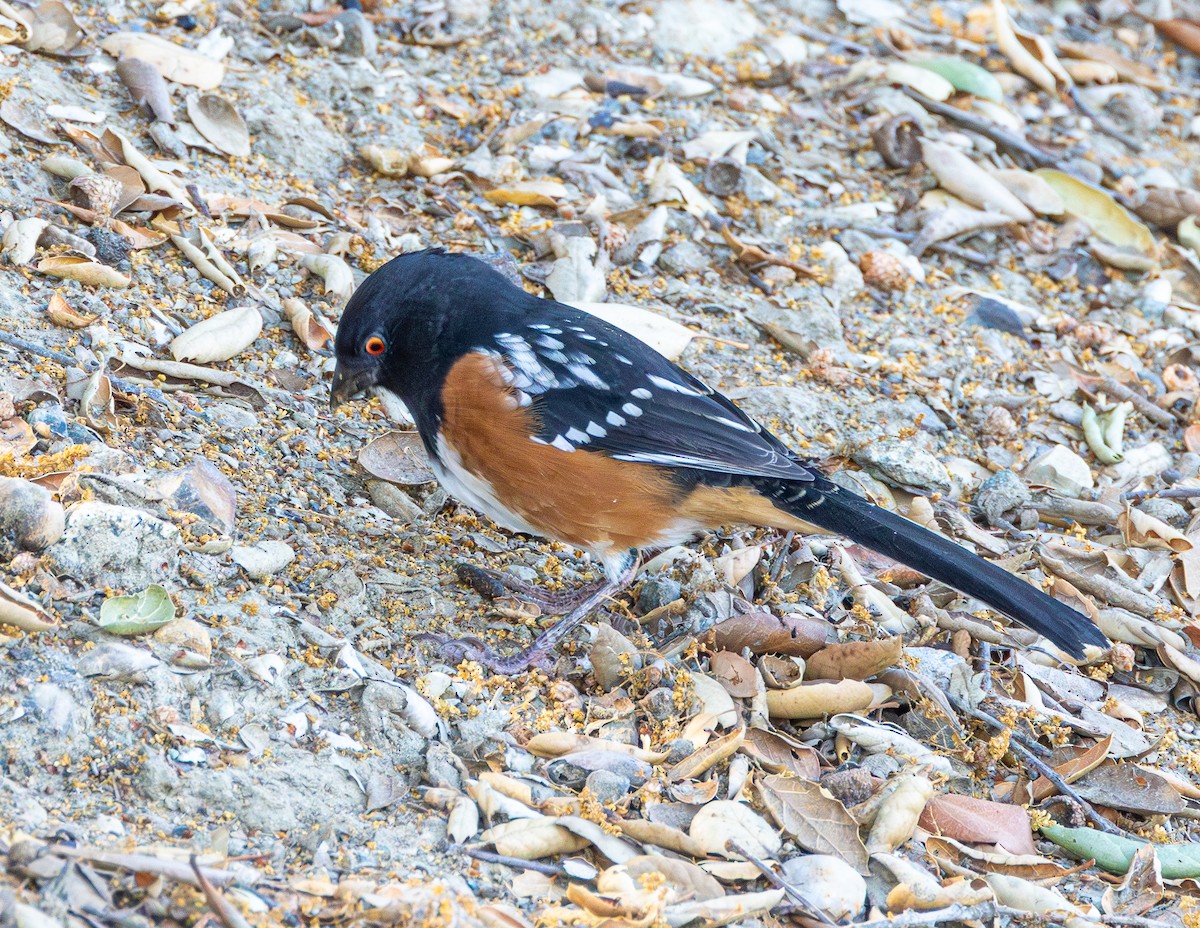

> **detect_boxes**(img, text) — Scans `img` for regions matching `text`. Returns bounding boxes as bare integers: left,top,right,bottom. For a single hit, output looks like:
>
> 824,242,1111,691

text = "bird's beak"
329,360,379,408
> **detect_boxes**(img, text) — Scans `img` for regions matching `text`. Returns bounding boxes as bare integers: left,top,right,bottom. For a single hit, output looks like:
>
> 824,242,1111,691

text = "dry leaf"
1120,507,1192,552
739,727,822,779
570,302,704,361
1034,170,1157,259
1150,18,1200,56
484,181,567,207
481,818,589,859
918,794,1036,855
667,727,744,781
866,769,934,854
187,93,250,157
170,306,263,364
921,141,1034,222
299,254,355,304
36,256,130,288
991,0,1071,94
0,582,57,632
804,636,903,681
688,799,780,860
711,651,758,698
765,679,878,719
116,56,175,124
706,612,829,657
101,32,225,89
758,774,869,872
282,297,333,351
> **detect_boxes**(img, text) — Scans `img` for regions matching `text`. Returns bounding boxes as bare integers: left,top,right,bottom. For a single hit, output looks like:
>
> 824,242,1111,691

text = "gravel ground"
4,0,1200,924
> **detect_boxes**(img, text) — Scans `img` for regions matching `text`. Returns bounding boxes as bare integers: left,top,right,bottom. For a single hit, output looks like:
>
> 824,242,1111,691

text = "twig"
900,87,1065,169
1097,376,1176,428
46,844,250,888
461,846,575,877
190,855,252,928
838,901,1177,928
851,226,991,266
1124,486,1200,502
0,330,176,409
1038,548,1162,618
791,22,871,55
1068,86,1144,153
944,693,1050,757
727,841,836,925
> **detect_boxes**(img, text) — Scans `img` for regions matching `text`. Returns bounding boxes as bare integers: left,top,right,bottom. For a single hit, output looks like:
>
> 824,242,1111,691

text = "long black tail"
759,478,1109,659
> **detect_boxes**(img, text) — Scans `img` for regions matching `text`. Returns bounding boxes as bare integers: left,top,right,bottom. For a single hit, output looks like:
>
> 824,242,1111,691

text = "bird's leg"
454,562,607,614
428,564,638,675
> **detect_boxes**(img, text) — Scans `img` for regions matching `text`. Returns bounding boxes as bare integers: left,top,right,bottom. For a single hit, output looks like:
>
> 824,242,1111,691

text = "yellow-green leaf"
1034,169,1157,257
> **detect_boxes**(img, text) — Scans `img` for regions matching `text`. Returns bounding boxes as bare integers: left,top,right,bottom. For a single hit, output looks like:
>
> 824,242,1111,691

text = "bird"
330,248,1110,673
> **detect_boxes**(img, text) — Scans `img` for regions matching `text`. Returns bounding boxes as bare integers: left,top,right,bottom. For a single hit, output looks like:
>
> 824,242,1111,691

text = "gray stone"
657,240,707,277
664,738,695,765
1138,497,1190,528
975,469,1030,525
0,477,64,553
47,502,181,588
637,576,682,612
230,540,295,580
332,10,376,58
585,769,631,804
852,437,953,496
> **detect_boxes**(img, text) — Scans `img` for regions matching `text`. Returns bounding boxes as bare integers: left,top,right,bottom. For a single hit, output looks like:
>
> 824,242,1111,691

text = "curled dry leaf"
910,206,1013,256
865,769,934,854
990,169,1064,216
282,297,333,351
780,855,866,921
187,93,250,157
667,727,744,781
80,368,117,433
991,0,1071,95
484,180,567,207
37,256,130,288
299,253,355,304
1057,40,1167,90
921,140,1033,222
1120,507,1191,552
101,32,225,89
0,582,56,632
711,650,758,698
571,302,703,361
830,714,954,773
170,305,263,364
357,431,436,486
117,56,175,124
3,217,50,265
1149,18,1200,57
7,0,85,55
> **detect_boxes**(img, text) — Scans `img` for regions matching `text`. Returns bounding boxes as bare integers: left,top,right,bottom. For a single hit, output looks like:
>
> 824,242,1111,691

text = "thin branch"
1124,486,1200,502
727,841,836,925
459,846,574,878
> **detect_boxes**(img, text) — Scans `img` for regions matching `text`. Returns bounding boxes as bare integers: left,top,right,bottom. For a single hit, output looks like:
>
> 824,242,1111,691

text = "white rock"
1023,445,1094,496
231,540,295,580
653,0,759,57
48,502,180,588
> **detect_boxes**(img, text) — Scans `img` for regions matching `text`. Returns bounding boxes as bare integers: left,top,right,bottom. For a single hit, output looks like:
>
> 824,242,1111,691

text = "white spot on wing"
565,426,589,444
568,363,608,390
586,421,607,437
622,403,643,417
648,373,704,396
631,387,652,400
606,410,626,427
536,335,565,350
551,435,575,452
706,414,758,433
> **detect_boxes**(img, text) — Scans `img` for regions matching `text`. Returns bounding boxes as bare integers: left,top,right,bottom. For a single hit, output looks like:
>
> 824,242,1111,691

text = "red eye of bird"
364,336,386,356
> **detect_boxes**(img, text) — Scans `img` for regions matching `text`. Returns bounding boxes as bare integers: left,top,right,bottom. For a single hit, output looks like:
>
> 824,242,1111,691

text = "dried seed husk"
990,168,1064,216
361,144,409,177
667,727,745,781
481,818,589,860
41,155,90,179
117,56,175,124
523,732,668,763
865,769,934,854
169,232,239,294
170,305,263,364
1057,40,1167,90
884,61,955,101
36,256,130,288
101,31,225,89
186,93,250,157
1061,59,1118,84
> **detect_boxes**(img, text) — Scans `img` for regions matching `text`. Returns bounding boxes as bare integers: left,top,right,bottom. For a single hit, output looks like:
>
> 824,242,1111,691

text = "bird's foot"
454,562,606,614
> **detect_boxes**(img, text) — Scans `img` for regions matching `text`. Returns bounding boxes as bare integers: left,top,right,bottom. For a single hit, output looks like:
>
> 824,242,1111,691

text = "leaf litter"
6,0,1200,926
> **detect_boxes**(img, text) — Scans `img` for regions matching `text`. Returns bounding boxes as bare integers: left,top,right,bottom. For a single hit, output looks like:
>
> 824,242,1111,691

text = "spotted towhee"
331,249,1109,673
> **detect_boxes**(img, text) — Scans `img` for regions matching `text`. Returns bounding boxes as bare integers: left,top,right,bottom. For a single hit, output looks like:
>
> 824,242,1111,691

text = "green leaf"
910,58,1003,102
98,585,175,636
1042,824,1200,879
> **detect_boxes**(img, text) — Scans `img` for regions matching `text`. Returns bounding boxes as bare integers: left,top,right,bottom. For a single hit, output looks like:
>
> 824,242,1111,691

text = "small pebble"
585,769,631,804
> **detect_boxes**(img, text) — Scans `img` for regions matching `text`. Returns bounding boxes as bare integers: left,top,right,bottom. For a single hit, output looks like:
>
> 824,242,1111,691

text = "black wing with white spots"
477,304,816,482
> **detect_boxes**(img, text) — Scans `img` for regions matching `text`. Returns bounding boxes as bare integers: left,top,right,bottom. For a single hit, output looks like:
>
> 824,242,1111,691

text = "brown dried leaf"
45,292,98,329
1150,18,1200,56
804,636,903,681
918,794,1036,856
926,834,1076,880
711,650,757,697
484,181,567,207
21,0,86,55
622,856,723,902
1057,40,1167,90
1073,763,1186,815
1128,187,1200,229
282,298,333,351
206,194,321,229
705,612,828,657
0,418,37,458
667,727,744,782
1120,507,1192,552
358,431,436,486
764,679,878,719
739,728,821,780
116,56,175,124
758,774,868,873
1102,843,1163,917
0,96,58,143
0,582,57,632
1011,735,1112,804
187,93,250,158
